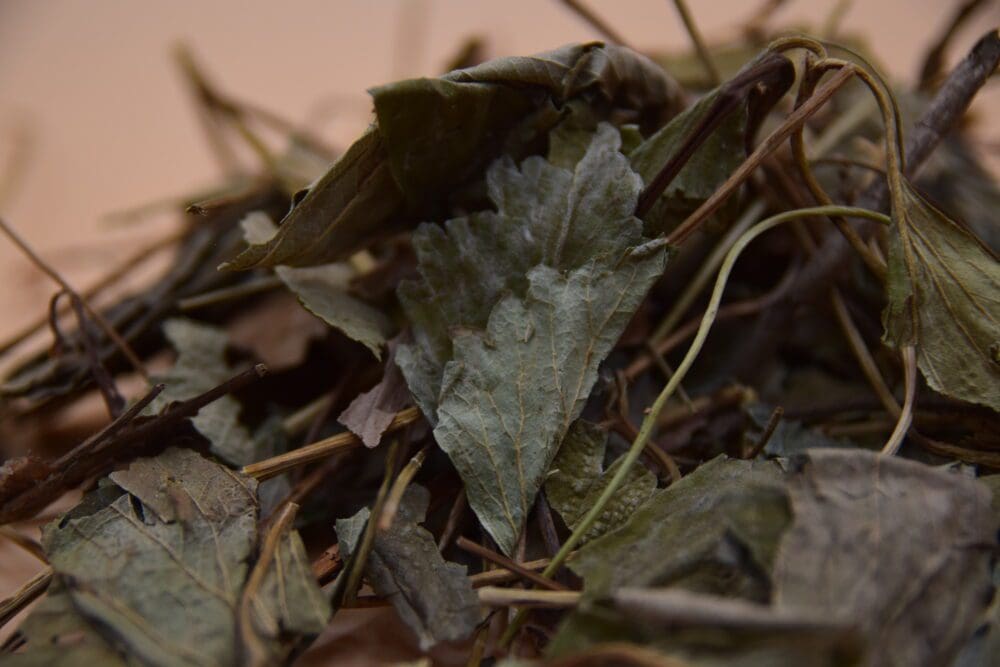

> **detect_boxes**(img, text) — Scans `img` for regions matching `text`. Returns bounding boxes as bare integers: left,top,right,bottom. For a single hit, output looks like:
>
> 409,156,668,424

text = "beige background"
0,0,997,660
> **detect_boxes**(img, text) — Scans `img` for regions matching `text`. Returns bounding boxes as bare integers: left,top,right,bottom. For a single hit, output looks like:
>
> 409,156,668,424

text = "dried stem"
456,537,569,592
478,586,579,608
881,346,917,456
0,216,148,378
557,0,633,48
669,0,720,85
377,446,428,531
242,407,422,480
0,567,52,631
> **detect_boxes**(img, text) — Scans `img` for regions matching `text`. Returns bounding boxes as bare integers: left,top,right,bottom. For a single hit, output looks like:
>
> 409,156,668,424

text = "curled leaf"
883,180,1000,410
224,43,681,269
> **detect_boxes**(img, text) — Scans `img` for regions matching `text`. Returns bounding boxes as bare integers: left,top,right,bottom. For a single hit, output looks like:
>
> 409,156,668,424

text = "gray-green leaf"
545,420,655,542
336,485,480,650
223,44,680,270
883,180,1000,411
773,449,997,667
148,318,255,465
398,124,667,554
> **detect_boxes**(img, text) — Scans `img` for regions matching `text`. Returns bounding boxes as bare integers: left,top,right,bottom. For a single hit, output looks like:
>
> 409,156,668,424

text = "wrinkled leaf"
883,180,1000,410
338,338,411,447
398,124,667,554
568,456,789,599
24,448,329,666
148,318,255,465
545,420,655,542
223,43,680,269
336,485,480,650
773,449,997,667
3,583,127,667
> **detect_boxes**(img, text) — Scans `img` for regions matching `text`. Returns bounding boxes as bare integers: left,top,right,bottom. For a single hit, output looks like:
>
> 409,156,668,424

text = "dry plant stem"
0,567,52,631
377,446,428,531
468,558,551,588
669,0,720,85
791,59,888,280
503,204,891,647
626,258,798,380
456,537,568,592
478,587,580,608
918,0,990,90
651,198,767,342
437,488,467,552
0,527,45,562
558,0,633,48
0,217,148,379
178,275,283,312
665,65,855,246
238,502,299,666
340,440,402,606
882,346,917,456
746,406,783,459
829,291,900,417
0,228,185,358
242,406,422,480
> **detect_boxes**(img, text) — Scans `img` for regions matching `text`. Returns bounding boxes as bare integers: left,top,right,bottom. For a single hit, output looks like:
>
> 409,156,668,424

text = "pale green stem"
501,204,891,646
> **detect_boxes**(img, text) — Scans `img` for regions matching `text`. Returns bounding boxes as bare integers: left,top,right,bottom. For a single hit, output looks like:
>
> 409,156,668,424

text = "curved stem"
881,345,917,456
501,204,891,646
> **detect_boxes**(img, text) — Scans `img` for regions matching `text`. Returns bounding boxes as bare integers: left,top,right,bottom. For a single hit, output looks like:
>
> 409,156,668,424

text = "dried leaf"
773,449,997,667
336,485,480,650
223,44,680,269
883,180,1000,410
276,264,392,359
249,522,332,647
148,318,255,465
20,448,329,666
398,124,667,554
545,420,655,542
568,456,789,600
338,338,411,448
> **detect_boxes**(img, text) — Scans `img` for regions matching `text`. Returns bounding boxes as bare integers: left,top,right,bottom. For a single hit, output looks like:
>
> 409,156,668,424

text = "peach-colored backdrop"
0,0,997,661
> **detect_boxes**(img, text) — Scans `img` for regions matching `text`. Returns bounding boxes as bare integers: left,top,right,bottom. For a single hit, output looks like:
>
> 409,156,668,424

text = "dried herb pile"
1,3,999,665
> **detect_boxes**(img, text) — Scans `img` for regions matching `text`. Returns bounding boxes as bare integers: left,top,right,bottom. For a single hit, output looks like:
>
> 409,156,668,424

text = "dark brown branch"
456,537,569,592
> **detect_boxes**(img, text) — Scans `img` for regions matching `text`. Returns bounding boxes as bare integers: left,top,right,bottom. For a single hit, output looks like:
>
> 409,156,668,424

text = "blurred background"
0,0,997,662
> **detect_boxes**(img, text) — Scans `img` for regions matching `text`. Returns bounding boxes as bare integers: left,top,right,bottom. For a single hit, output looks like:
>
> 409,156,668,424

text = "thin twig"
0,216,148,379
478,586,579,608
178,275,283,312
0,567,52,631
881,346,916,456
242,407,422,480
557,0,633,48
745,406,783,459
669,0,720,85
457,537,569,592
830,290,900,417
378,446,427,531
437,488,467,552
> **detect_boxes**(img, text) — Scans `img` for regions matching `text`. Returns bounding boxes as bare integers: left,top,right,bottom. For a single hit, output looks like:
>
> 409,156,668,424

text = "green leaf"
773,449,997,666
148,318,256,465
397,124,667,554
568,456,790,599
23,448,329,666
276,264,392,359
882,180,1000,411
223,44,680,269
545,420,655,542
336,485,480,650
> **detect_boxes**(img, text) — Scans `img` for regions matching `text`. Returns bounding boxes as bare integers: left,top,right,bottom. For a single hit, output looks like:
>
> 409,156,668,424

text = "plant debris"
1,4,999,665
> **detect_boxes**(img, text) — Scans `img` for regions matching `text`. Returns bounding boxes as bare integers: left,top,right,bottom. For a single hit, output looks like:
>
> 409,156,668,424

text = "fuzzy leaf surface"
398,125,667,553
